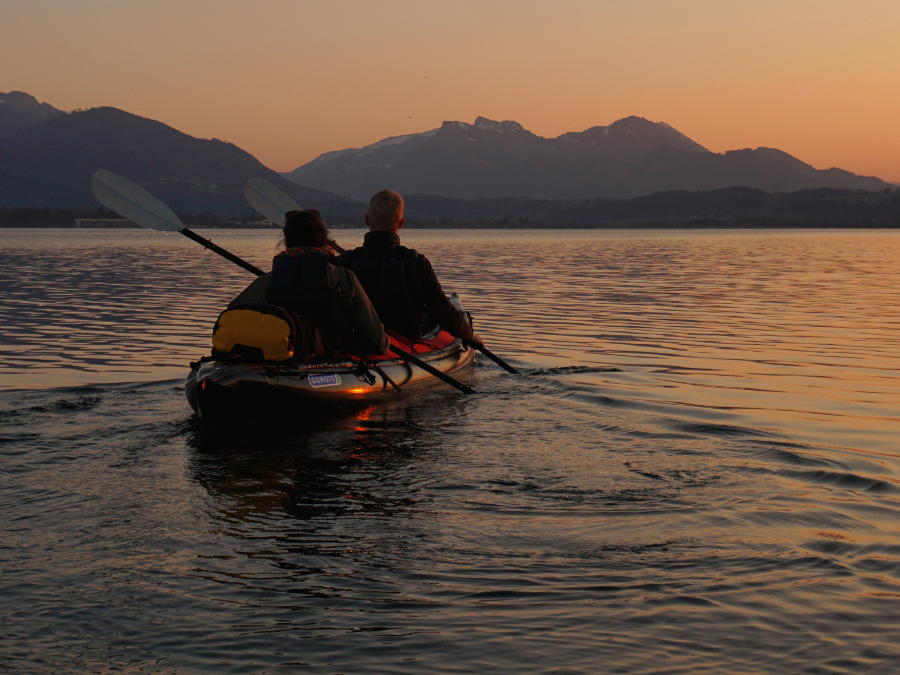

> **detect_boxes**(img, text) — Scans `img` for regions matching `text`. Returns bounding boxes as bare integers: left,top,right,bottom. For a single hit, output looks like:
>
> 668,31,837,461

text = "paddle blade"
244,177,301,226
91,169,183,232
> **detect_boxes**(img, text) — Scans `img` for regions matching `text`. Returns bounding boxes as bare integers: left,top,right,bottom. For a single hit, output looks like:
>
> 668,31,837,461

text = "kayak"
185,330,474,422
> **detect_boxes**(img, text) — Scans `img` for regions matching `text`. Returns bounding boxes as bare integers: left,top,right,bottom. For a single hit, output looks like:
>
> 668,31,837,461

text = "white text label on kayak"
308,373,342,388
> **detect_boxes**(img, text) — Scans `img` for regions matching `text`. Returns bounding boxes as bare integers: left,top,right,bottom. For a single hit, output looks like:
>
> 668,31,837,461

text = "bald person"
339,189,478,344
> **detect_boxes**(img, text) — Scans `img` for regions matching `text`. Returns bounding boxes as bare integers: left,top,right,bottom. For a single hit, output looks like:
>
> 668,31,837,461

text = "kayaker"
265,209,388,356
339,190,480,344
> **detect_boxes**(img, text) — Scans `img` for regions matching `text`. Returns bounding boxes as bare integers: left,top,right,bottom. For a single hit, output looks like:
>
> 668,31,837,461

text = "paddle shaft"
467,341,519,374
389,345,475,395
180,228,265,276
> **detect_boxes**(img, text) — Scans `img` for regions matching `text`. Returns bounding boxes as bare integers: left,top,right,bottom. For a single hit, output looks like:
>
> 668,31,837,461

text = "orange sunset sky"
5,0,899,182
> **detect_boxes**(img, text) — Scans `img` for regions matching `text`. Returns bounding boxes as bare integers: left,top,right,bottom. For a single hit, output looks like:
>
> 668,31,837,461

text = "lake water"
1,227,898,673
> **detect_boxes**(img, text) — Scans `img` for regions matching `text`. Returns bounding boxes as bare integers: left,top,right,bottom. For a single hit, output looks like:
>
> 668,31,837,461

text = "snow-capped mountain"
285,116,888,200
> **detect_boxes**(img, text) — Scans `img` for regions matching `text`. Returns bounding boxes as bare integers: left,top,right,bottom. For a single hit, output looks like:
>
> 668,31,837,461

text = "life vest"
341,245,428,338
266,250,353,353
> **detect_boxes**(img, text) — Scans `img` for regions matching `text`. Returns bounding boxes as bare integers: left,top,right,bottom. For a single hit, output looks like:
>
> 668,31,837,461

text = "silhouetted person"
265,209,387,356
339,190,478,344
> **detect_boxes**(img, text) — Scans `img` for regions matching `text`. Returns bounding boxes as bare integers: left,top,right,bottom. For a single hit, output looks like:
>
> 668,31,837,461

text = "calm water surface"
1,228,898,672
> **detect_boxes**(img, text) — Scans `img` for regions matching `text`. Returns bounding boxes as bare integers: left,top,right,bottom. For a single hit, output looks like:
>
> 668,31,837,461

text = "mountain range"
0,90,892,217
285,115,890,200
0,91,345,213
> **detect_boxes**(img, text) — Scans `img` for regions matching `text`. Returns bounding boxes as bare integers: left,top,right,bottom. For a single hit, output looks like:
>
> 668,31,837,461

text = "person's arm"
418,256,476,341
344,269,389,353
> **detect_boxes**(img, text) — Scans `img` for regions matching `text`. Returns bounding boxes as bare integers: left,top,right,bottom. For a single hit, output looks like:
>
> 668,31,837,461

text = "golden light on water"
3,228,900,671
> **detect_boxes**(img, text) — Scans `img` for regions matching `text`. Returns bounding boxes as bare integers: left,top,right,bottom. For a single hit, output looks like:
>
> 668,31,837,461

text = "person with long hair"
265,209,387,356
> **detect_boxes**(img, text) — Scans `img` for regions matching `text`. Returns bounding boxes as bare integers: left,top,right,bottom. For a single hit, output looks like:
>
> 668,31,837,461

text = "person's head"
283,209,329,248
365,189,404,231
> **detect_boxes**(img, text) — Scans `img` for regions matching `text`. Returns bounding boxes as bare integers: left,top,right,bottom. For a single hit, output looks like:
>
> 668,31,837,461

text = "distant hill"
0,103,347,214
284,115,890,200
1,93,892,221
0,91,64,138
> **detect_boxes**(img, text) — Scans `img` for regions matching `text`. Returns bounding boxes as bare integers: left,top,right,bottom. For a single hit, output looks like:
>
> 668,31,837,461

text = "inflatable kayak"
186,330,474,422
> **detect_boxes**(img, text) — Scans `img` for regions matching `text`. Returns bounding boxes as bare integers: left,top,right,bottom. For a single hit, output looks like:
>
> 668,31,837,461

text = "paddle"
448,293,520,375
466,341,519,374
91,169,265,276
388,344,475,394
91,170,474,395
243,177,345,253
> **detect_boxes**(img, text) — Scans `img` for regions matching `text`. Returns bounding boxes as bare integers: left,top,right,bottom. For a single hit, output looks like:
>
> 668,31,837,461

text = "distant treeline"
400,187,900,229
325,186,900,228
3,187,900,229
0,208,276,229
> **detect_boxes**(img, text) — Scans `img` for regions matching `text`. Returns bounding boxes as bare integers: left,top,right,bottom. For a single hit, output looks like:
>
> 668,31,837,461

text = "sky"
4,0,900,181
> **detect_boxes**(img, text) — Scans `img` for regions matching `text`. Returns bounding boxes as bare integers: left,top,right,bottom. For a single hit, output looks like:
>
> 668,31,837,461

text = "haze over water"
2,227,899,672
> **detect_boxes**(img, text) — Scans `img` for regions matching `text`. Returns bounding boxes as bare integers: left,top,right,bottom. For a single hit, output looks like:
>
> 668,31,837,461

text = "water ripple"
2,229,900,672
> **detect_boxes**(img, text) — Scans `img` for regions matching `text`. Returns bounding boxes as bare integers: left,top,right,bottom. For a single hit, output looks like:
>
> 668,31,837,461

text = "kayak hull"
185,338,474,422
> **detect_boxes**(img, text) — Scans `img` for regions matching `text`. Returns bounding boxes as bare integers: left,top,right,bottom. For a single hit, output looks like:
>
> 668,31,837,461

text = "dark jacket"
231,247,387,355
339,231,474,341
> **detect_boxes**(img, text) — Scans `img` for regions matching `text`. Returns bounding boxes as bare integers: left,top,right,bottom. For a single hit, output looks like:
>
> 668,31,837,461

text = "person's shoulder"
359,239,422,262
395,243,426,261
338,246,364,263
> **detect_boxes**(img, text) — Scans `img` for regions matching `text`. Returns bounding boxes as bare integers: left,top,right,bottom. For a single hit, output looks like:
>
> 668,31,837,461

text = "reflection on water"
188,398,441,523
1,228,899,671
